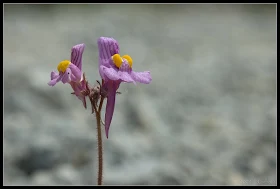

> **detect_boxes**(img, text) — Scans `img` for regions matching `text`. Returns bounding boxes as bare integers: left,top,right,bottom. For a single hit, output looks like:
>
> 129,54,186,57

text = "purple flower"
48,43,88,108
97,37,152,138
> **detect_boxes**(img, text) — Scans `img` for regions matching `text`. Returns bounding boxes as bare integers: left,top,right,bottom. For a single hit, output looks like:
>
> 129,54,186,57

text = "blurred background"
3,4,276,185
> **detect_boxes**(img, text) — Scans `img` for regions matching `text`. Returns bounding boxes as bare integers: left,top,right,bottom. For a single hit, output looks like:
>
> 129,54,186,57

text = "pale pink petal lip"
101,66,120,81
48,71,62,86
51,71,59,80
130,71,152,84
61,68,72,83
118,71,135,84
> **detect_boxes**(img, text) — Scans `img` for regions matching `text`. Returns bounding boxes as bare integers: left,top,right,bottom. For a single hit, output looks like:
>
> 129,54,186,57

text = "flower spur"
97,37,152,138
48,43,88,109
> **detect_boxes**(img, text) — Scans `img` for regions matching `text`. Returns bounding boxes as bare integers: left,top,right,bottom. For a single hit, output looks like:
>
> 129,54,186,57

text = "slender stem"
98,96,104,113
93,103,103,185
92,79,105,185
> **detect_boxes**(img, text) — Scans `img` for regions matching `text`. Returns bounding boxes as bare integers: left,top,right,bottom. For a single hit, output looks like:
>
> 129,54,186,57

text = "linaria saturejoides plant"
48,37,152,185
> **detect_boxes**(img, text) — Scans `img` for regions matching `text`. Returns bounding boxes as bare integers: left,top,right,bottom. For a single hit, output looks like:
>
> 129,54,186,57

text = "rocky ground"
3,4,276,185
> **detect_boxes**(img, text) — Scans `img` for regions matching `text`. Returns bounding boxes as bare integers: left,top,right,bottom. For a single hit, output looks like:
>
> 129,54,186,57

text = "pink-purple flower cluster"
48,37,152,138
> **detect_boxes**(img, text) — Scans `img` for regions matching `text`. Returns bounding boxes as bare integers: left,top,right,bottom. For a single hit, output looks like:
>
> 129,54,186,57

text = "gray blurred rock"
4,4,276,185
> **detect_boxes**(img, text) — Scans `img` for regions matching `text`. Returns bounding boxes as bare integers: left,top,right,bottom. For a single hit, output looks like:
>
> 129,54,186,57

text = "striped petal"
98,37,120,61
71,43,85,70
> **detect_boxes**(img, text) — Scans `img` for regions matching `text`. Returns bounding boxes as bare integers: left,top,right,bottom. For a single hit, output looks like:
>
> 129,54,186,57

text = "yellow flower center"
112,54,122,68
57,60,71,73
122,55,133,68
112,54,133,68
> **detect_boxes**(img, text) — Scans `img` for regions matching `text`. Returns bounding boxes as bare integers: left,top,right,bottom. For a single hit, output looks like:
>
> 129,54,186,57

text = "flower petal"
51,71,59,80
69,63,82,82
118,71,135,84
61,68,71,83
69,81,87,109
71,43,85,70
104,81,118,138
130,71,152,84
98,37,120,61
100,65,120,81
48,71,62,86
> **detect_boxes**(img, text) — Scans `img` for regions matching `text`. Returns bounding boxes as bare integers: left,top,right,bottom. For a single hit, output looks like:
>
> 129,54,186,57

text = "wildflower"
97,37,152,138
48,43,88,108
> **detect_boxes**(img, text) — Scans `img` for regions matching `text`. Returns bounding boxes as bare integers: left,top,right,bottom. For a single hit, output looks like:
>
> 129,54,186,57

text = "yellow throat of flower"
57,60,71,73
112,54,133,68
